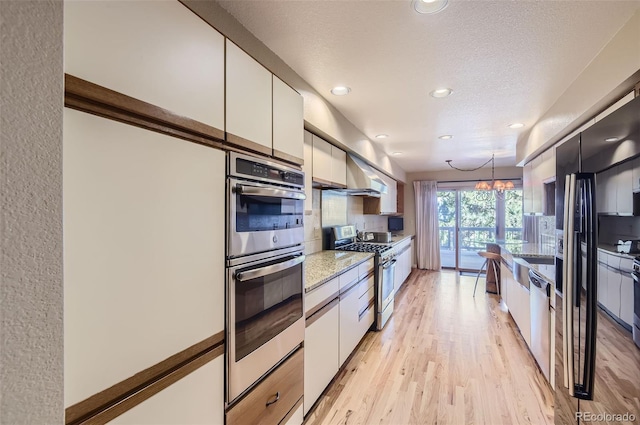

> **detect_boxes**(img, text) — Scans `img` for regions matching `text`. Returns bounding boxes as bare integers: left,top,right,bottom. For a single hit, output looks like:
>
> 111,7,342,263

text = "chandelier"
445,154,515,194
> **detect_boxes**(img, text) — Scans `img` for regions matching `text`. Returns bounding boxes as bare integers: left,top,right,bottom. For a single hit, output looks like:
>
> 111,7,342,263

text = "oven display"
236,157,304,186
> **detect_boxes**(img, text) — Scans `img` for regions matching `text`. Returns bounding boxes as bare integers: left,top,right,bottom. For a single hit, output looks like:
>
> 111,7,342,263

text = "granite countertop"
497,241,555,258
597,244,635,259
305,251,374,293
388,234,414,245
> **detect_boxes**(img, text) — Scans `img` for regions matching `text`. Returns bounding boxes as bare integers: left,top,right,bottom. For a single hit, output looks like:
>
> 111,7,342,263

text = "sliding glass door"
458,190,496,270
437,189,523,271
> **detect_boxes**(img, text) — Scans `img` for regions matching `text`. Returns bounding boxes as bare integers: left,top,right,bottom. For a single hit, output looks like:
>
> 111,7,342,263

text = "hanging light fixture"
445,154,516,196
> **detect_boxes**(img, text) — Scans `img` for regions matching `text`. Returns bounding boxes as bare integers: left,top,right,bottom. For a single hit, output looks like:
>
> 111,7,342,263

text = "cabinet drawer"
358,258,375,280
305,277,339,315
340,266,359,291
227,348,303,425
358,275,375,299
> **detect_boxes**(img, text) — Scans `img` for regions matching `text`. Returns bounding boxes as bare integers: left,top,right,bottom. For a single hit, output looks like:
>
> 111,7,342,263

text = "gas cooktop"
336,242,392,255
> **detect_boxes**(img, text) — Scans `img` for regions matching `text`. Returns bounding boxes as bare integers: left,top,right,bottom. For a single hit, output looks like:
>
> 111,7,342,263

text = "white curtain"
413,180,441,270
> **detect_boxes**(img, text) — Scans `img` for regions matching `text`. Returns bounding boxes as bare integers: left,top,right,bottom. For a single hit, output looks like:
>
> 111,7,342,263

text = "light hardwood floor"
304,269,554,425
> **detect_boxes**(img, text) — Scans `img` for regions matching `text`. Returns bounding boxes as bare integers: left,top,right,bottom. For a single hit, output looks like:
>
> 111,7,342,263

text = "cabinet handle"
266,392,280,407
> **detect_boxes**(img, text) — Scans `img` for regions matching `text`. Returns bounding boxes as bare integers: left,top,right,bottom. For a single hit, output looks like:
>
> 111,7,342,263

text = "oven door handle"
236,255,306,282
235,184,306,201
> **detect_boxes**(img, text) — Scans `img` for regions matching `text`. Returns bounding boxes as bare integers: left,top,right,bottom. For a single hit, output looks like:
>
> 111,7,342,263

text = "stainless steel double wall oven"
226,152,306,403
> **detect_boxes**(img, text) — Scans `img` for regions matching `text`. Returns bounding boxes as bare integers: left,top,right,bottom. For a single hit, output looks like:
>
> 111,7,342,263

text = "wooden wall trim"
64,74,225,149
273,148,303,166
65,331,224,425
226,132,272,157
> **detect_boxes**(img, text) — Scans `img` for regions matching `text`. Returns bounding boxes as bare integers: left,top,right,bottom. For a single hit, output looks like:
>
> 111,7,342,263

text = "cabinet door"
517,284,532,347
632,156,640,192
331,146,347,186
110,357,224,424
273,76,304,164
65,0,224,130
603,169,618,213
620,275,634,326
523,162,534,213
616,161,633,214
339,287,361,366
500,262,509,305
596,171,606,214
303,131,313,212
304,302,339,415
312,136,333,183
380,174,397,215
606,255,621,317
226,39,272,153
531,156,543,213
597,252,608,307
64,110,225,406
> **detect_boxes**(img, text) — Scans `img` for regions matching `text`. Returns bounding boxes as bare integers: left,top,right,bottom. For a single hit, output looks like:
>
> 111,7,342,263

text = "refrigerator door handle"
574,173,598,400
562,174,576,394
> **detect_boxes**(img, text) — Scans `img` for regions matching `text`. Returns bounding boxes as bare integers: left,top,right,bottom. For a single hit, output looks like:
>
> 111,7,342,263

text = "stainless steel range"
330,225,396,330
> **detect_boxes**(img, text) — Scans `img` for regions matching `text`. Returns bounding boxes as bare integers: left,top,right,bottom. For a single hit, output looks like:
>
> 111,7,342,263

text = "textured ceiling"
218,0,640,172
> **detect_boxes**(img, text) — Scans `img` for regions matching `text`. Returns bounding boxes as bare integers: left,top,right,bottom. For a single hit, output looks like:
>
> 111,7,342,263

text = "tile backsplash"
598,215,640,245
303,190,389,255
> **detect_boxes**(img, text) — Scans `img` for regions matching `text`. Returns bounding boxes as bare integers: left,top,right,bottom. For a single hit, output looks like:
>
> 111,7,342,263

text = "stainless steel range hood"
341,154,388,197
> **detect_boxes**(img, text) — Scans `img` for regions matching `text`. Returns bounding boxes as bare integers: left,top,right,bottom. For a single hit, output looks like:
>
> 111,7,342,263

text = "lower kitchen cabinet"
606,255,622,317
110,356,224,425
227,348,303,425
304,300,339,415
64,109,225,406
620,274,634,326
339,282,363,366
597,253,609,307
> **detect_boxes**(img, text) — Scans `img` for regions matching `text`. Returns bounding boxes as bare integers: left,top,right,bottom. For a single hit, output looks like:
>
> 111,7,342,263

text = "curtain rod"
436,177,523,184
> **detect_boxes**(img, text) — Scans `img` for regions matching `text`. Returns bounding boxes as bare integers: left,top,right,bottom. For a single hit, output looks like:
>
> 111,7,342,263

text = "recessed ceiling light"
375,134,389,139
391,152,402,156
508,123,525,129
605,137,619,142
331,86,351,96
412,0,448,14
438,135,454,140
430,88,453,98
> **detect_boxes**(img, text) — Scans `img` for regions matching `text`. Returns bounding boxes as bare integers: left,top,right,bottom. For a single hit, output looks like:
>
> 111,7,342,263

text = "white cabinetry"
303,131,314,212
632,156,640,192
311,135,347,187
226,39,272,153
523,148,555,214
110,357,224,425
339,284,362,366
64,0,224,131
597,251,608,307
619,258,634,326
615,161,633,215
606,255,622,318
312,135,333,184
393,240,413,292
380,174,398,215
273,75,304,163
304,301,339,415
64,109,225,406
331,147,347,186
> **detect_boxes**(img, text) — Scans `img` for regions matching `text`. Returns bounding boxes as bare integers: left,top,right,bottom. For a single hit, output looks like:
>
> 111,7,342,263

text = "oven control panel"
234,156,304,187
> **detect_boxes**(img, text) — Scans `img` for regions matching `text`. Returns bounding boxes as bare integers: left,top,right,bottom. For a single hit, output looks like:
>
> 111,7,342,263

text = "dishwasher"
529,269,551,383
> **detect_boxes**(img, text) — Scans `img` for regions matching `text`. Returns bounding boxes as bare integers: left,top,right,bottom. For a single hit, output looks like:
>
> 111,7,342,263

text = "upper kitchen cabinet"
226,39,273,156
273,76,304,164
64,0,224,131
312,135,347,188
303,131,314,212
64,109,225,407
363,173,397,215
523,148,555,214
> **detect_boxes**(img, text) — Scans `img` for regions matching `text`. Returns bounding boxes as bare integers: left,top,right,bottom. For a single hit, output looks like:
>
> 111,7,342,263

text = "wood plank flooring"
304,269,554,425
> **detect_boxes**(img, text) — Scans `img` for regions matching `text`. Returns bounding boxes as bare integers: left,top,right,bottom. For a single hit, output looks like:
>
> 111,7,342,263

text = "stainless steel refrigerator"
555,95,640,425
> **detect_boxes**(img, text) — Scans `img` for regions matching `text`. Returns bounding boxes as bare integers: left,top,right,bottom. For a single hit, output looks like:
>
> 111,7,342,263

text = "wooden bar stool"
473,251,502,297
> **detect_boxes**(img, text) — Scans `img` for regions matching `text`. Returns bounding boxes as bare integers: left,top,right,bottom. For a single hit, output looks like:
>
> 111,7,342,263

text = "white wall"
181,0,407,183
0,0,64,423
403,167,523,238
517,10,640,164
